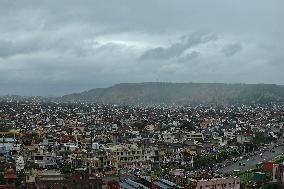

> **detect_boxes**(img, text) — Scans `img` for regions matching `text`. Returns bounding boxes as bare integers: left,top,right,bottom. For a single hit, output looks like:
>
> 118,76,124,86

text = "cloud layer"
0,0,283,95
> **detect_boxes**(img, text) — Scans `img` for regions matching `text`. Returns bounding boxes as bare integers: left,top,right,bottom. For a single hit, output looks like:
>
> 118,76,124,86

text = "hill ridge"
60,82,284,105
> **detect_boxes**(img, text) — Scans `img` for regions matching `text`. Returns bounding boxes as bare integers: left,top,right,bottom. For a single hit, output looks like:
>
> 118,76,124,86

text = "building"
15,156,25,172
273,163,284,183
26,169,103,189
188,177,240,189
108,144,144,168
0,163,17,189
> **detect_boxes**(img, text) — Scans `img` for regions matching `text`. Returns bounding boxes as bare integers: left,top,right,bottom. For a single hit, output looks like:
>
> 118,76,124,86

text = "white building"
16,155,25,171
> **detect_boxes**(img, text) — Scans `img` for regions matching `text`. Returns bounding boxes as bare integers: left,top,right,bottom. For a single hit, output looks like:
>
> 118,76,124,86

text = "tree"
32,132,41,143
59,162,73,174
253,132,274,145
0,174,5,185
132,122,146,131
179,121,194,131
16,170,25,189
262,183,282,189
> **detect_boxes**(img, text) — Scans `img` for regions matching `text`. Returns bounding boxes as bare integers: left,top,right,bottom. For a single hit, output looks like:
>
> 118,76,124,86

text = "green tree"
0,174,5,185
261,183,282,189
179,121,194,131
16,170,25,189
132,122,146,131
253,133,274,145
32,133,41,143
59,162,73,174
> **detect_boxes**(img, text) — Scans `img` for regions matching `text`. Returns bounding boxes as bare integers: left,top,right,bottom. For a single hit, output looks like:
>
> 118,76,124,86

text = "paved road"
219,145,284,174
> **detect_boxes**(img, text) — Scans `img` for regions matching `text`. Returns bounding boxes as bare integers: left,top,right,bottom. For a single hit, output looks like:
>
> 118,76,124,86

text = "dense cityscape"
1,0,283,189
0,100,284,188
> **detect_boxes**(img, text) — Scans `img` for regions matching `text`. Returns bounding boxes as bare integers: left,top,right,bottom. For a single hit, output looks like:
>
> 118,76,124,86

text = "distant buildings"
1,100,284,188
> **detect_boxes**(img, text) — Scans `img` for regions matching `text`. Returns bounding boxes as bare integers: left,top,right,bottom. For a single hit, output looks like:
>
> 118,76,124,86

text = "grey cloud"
0,40,18,58
0,27,98,58
178,51,200,62
0,0,283,95
222,43,243,57
0,39,41,58
139,32,216,60
270,57,284,67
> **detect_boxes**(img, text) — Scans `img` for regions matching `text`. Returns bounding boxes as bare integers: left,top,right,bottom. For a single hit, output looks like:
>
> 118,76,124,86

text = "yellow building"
145,124,155,132
81,154,117,175
108,144,145,168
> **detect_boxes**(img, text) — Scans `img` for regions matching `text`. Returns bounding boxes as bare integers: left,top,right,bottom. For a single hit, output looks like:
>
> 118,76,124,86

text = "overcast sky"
0,0,283,96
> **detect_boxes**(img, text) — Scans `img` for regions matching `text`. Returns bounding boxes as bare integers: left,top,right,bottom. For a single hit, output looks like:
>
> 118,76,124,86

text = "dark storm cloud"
0,0,283,95
139,32,216,60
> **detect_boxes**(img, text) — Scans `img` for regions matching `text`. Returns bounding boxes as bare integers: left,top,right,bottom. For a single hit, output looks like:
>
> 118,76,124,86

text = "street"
219,145,284,174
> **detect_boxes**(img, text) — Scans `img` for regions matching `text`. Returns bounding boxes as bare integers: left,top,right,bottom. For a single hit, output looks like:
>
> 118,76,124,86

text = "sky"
0,0,283,96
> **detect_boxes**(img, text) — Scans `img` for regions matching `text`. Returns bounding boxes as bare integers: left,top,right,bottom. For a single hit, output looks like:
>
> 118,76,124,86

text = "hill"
60,82,284,105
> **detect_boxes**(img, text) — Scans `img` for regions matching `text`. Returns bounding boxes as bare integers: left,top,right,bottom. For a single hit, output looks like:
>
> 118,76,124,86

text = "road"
219,145,284,174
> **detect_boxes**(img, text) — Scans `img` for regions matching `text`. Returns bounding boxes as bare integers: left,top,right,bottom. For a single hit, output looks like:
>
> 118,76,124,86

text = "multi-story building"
108,144,144,168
